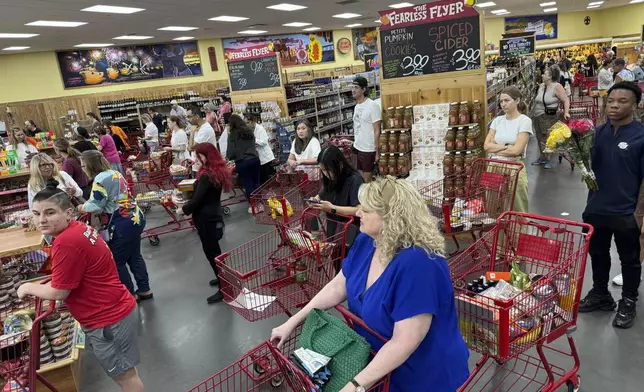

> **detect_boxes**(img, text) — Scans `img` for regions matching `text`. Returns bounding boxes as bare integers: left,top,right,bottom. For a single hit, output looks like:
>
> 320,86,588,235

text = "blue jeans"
236,157,261,201
109,218,150,294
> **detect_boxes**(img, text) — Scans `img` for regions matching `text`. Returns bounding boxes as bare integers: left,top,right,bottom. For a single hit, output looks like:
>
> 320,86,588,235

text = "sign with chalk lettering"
227,54,281,92
500,35,535,57
378,0,481,79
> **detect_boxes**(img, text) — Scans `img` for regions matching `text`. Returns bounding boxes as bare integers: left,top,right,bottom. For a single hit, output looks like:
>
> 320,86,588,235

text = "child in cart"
17,180,145,392
271,177,469,392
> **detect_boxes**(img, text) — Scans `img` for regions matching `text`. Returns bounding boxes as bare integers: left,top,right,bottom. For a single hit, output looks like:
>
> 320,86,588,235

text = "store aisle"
79,137,644,392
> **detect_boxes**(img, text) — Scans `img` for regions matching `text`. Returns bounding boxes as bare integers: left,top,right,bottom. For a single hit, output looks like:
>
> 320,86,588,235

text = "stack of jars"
378,153,411,178
444,124,482,153
385,106,413,129
442,151,475,199
379,130,411,154
448,101,482,126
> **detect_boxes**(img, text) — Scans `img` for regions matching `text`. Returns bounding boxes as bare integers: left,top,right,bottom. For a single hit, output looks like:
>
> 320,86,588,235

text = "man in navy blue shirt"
580,82,644,329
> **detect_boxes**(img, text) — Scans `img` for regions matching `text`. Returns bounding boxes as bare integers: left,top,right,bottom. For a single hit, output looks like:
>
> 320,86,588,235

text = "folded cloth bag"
298,309,371,392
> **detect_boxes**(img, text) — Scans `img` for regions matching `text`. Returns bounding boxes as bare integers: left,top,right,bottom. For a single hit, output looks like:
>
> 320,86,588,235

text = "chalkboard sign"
379,1,481,80
500,35,535,57
227,56,281,91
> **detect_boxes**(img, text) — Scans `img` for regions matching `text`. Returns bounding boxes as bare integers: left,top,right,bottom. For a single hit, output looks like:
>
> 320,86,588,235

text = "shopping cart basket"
328,134,357,169
450,212,592,392
186,305,390,392
0,279,60,392
250,172,318,226
216,209,353,322
419,158,524,256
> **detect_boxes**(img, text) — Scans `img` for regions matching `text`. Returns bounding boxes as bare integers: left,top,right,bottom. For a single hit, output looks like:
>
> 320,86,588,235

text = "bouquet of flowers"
545,120,598,190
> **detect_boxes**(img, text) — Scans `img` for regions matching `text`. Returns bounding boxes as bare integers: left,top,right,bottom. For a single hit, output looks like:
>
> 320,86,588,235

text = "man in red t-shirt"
19,184,145,392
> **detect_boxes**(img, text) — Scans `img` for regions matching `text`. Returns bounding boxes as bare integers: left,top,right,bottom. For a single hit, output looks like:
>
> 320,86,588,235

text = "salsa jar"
395,106,405,128
445,128,456,142
455,177,466,198
388,132,400,152
443,177,455,198
471,100,482,123
386,107,396,129
404,106,413,128
454,152,465,174
443,152,454,175
398,131,410,152
398,155,409,177
388,155,398,176
449,102,460,125
458,101,471,125
445,138,456,152
464,151,474,167
379,132,389,153
466,124,481,139
379,155,389,176
466,137,478,150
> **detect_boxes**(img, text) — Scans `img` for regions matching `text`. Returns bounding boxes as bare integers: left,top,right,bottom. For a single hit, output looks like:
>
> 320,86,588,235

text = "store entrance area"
76,137,643,392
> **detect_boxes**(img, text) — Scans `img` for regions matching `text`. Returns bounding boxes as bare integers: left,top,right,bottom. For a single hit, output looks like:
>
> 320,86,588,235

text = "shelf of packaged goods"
0,201,28,212
286,95,315,104
342,101,357,109
290,112,317,123
315,90,338,99
0,169,30,180
317,106,341,116
111,118,139,124
99,106,137,114
316,121,343,134
0,188,27,196
137,97,219,109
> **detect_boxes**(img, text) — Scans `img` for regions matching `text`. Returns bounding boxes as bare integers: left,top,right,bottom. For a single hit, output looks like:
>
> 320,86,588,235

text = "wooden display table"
36,346,81,392
0,169,30,180
0,227,44,258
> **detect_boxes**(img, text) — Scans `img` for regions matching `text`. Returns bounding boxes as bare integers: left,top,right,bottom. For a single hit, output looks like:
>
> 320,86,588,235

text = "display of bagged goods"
413,103,450,124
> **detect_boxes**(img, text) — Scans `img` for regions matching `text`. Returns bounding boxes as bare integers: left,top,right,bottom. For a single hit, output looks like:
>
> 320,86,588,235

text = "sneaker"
207,291,224,304
612,274,623,286
248,206,253,214
544,161,553,169
531,158,546,166
613,298,637,329
579,289,616,313
209,278,220,287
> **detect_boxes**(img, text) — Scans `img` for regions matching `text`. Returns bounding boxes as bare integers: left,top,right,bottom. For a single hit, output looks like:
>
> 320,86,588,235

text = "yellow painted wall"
484,4,644,47
0,29,362,104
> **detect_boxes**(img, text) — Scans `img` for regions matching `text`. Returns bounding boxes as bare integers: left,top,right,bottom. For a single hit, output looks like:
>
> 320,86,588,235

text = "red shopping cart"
0,279,61,392
450,212,591,392
250,171,318,226
186,305,391,392
419,158,524,256
215,208,353,322
328,134,357,168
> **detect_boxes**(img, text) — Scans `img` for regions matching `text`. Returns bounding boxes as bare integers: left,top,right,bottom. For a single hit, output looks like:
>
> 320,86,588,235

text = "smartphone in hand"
305,198,321,204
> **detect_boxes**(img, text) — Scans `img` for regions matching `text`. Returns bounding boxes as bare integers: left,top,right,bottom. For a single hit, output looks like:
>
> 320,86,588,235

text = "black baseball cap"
352,76,369,89
614,58,626,66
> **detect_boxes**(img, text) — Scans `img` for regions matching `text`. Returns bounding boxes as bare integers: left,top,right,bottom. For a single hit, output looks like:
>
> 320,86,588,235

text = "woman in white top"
247,114,276,184
27,153,82,209
6,128,38,168
164,115,189,164
597,59,614,123
484,87,533,213
531,64,570,169
288,120,321,181
141,114,159,153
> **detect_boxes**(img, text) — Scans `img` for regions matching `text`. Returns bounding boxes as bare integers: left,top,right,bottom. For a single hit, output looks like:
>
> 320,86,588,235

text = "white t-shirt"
6,143,38,167
290,137,321,162
192,122,217,172
489,114,533,160
144,123,159,144
170,129,189,162
254,124,275,165
353,98,382,152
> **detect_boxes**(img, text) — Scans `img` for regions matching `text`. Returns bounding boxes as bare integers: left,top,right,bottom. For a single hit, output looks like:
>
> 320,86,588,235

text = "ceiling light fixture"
345,23,363,27
490,9,508,14
26,21,87,27
74,43,113,48
332,13,362,19
630,0,644,3
389,2,414,8
114,35,154,40
173,36,195,41
2,46,30,51
588,1,604,5
0,33,39,38
476,2,497,7
539,2,556,6
266,3,307,11
237,30,268,34
587,4,601,7
543,7,557,12
81,5,144,14
282,22,312,27
375,19,382,23
158,26,198,31
208,16,249,22
303,27,321,31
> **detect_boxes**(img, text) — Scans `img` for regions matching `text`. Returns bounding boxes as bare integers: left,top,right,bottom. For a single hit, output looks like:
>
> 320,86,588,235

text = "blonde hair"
141,114,152,124
9,127,26,150
359,176,445,265
81,150,111,178
28,153,63,193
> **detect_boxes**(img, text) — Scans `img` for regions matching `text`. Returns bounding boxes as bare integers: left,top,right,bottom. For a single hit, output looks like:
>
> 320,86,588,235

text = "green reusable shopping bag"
297,309,372,392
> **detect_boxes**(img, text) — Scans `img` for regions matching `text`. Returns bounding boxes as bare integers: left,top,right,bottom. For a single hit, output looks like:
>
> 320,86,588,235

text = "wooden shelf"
0,169,30,179
0,187,27,196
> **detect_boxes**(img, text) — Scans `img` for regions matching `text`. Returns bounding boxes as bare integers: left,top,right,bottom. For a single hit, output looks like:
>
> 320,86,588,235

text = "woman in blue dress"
271,176,469,392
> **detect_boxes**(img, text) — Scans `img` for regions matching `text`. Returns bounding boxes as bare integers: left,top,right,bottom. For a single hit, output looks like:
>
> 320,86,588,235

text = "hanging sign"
378,0,481,79
227,53,281,92
364,53,381,71
500,35,535,57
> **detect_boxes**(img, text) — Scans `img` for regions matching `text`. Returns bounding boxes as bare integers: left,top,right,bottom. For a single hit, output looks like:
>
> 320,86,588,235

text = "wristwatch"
331,206,337,214
350,379,365,392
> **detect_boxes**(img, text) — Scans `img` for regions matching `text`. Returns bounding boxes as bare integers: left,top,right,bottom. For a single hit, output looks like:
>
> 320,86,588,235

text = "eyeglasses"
39,163,54,168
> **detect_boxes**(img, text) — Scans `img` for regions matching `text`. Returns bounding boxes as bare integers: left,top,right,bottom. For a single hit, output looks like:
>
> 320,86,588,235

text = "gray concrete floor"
77,136,644,391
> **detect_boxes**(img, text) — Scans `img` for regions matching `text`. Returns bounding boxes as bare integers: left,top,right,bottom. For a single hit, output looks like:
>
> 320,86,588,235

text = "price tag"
75,322,86,349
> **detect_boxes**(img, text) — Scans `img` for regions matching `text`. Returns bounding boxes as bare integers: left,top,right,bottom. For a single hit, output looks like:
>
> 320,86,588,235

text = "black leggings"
194,219,224,277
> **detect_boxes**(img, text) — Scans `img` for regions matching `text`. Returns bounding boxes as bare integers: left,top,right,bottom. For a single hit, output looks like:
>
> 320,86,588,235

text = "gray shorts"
83,309,140,378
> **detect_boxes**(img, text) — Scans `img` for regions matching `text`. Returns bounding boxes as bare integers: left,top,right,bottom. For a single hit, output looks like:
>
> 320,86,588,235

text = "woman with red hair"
176,143,232,304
